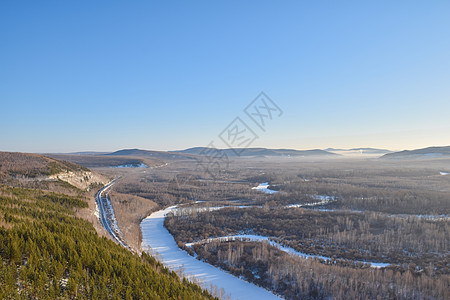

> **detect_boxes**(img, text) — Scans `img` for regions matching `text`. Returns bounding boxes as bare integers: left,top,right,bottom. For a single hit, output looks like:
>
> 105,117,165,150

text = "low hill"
46,153,164,168
105,148,193,160
175,147,339,157
0,152,88,178
381,146,450,159
0,152,107,191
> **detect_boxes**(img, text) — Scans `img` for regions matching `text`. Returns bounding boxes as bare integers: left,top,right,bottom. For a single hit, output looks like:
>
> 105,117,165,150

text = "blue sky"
1,1,449,152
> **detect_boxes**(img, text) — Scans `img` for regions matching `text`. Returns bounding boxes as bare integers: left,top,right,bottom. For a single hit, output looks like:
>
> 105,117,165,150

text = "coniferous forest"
0,184,213,299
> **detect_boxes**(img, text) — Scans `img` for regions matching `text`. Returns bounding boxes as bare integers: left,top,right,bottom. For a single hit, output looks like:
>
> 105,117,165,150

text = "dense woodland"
0,183,213,299
166,207,448,270
247,158,450,215
113,172,255,207
191,240,448,299
166,207,449,299
265,178,450,215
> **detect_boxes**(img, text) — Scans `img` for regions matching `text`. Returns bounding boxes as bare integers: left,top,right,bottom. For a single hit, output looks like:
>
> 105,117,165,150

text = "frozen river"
186,234,390,268
141,206,282,300
140,182,403,298
252,182,278,194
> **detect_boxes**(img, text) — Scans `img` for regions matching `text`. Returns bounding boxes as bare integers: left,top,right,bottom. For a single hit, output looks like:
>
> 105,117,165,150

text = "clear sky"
1,1,449,153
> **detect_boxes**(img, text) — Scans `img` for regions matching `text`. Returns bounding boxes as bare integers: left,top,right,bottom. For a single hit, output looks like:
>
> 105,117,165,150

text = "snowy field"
141,206,282,300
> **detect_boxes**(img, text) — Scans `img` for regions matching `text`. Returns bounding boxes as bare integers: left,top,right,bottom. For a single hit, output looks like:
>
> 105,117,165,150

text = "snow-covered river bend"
186,234,390,268
141,204,392,299
141,206,282,300
140,182,435,298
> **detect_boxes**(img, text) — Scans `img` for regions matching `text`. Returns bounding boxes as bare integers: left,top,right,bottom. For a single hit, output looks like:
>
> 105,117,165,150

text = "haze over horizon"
39,143,449,155
1,1,449,153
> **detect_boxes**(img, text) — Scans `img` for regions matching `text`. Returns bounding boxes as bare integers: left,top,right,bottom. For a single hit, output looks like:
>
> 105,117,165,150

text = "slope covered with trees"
0,152,88,179
0,153,214,299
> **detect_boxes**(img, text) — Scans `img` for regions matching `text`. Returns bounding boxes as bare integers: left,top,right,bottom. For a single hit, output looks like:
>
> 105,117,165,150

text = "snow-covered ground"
141,206,282,300
393,214,450,221
94,201,100,219
186,234,390,269
286,195,336,208
174,206,226,215
152,162,169,169
252,182,278,194
175,205,256,216
110,163,148,168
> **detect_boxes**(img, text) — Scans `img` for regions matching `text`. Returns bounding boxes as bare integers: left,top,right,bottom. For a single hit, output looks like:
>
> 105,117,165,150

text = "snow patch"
110,163,148,168
286,195,336,208
252,182,278,194
94,201,100,219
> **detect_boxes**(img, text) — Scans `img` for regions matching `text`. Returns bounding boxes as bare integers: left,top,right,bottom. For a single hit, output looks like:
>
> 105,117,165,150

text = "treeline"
254,166,450,215
166,208,449,299
0,184,214,299
271,179,450,215
166,207,449,271
192,240,449,300
113,171,256,207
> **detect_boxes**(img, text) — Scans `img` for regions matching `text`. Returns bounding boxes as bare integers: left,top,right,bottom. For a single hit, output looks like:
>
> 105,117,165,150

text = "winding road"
96,180,130,250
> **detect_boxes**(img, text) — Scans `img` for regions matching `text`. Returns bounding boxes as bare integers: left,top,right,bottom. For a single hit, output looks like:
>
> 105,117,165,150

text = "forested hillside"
0,151,108,192
0,153,213,299
0,152,88,179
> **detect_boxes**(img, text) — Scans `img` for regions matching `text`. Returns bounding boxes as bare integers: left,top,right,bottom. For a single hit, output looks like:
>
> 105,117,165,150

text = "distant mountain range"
41,146,450,169
43,146,450,163
49,148,395,159
49,147,400,160
381,146,450,159
67,151,111,155
47,148,341,168
174,147,338,157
